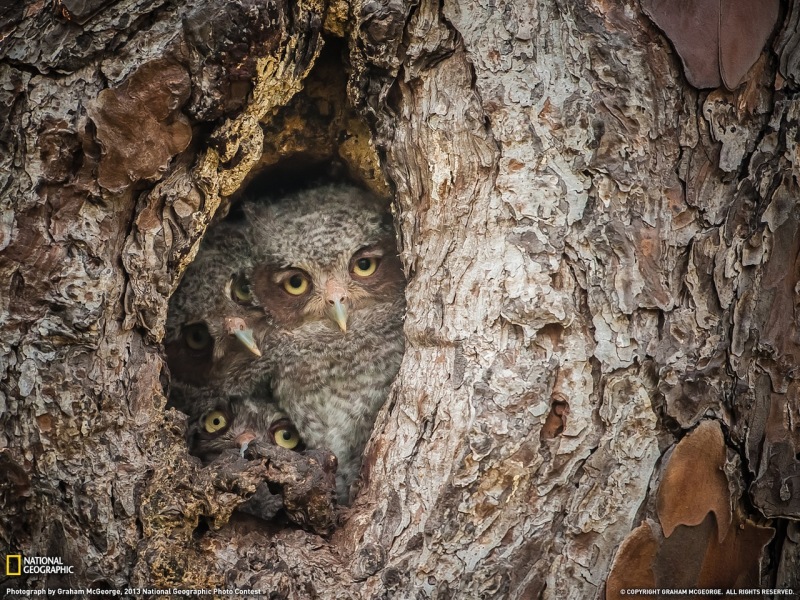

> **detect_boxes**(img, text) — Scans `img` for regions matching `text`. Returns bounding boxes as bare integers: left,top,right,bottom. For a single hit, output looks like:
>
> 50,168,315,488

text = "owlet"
245,183,406,502
182,388,306,523
165,220,272,407
183,388,303,462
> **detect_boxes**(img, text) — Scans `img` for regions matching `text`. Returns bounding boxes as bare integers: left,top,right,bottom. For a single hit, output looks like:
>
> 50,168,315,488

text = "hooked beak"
224,317,262,356
235,431,257,457
233,329,261,357
324,279,349,333
328,299,348,333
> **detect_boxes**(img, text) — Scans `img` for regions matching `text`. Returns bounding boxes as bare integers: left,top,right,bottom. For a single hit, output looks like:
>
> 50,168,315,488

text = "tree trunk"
2,0,799,598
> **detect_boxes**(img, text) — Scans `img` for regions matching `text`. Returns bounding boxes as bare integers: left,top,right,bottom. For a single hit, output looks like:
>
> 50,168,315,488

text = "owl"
165,219,273,406
183,388,303,462
182,388,307,523
245,183,406,502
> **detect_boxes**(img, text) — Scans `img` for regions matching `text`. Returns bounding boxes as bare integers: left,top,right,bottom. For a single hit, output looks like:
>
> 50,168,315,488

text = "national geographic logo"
6,555,21,576
5,554,74,575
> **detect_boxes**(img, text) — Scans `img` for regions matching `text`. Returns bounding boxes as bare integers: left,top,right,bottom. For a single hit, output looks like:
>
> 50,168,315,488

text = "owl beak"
235,431,257,457
224,317,262,356
233,329,261,357
324,280,349,333
328,299,348,333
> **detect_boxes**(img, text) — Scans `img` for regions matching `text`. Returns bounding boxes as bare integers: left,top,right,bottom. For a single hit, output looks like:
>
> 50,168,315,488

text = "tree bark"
2,0,799,598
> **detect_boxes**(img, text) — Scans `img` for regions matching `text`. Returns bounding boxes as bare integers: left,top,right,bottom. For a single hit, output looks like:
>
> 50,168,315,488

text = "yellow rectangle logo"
6,554,21,576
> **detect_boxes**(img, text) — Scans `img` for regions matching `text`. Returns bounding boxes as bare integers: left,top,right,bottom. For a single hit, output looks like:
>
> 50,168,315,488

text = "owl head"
165,221,273,388
186,393,304,463
244,184,406,335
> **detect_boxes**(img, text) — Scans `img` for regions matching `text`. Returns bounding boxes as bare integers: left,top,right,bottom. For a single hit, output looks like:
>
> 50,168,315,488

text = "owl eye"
231,275,253,303
183,324,212,351
271,421,301,450
203,410,229,434
352,256,378,277
283,273,310,296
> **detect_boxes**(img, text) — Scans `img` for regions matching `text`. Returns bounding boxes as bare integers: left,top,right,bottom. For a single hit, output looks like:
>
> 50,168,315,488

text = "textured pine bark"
2,0,799,598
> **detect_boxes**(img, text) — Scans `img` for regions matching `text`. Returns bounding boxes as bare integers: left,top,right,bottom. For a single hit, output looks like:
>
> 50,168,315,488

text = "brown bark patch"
605,521,658,600
610,420,774,591
657,420,731,540
697,511,774,588
641,0,779,89
88,59,192,193
608,509,773,595
0,449,32,502
653,515,715,588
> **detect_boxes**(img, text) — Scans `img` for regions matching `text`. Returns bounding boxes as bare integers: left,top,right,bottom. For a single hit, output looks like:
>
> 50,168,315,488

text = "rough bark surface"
2,0,799,598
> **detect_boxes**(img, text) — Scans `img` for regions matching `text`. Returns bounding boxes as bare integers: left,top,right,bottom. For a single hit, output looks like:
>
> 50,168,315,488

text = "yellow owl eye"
352,257,378,277
273,425,301,449
183,324,212,351
283,273,309,296
231,275,253,303
203,410,229,434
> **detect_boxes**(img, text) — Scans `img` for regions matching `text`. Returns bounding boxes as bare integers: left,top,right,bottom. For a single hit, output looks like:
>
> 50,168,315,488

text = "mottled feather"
245,184,406,502
180,385,303,463
165,220,273,404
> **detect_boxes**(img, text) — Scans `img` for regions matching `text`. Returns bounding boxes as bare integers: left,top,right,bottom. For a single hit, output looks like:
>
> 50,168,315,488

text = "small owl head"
187,394,304,463
165,221,273,387
245,184,406,334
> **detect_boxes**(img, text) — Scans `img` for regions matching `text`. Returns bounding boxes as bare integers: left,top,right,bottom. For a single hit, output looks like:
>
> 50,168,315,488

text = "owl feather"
165,220,273,404
181,386,303,462
245,183,406,502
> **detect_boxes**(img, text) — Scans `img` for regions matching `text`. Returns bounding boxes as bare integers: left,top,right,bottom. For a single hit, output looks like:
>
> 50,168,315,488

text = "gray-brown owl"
245,183,406,502
165,220,273,405
183,388,306,523
184,389,303,462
